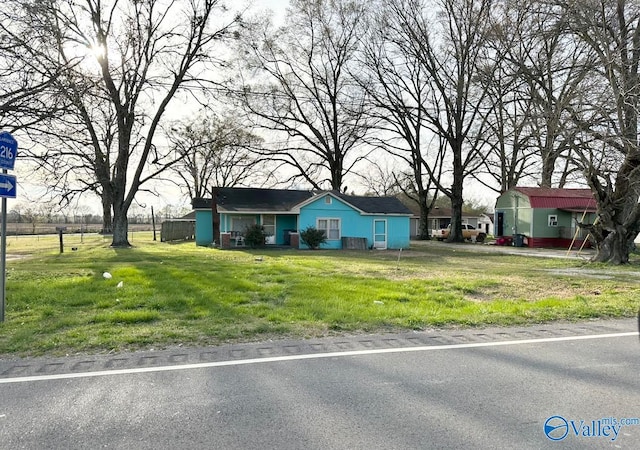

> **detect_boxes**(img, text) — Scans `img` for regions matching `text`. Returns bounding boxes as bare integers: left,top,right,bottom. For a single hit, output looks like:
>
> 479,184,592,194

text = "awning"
558,207,597,213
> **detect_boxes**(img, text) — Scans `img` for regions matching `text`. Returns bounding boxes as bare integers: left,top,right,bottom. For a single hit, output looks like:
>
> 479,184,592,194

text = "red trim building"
494,187,597,248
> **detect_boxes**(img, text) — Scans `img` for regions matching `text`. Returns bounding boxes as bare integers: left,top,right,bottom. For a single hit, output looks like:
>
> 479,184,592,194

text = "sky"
10,1,295,218
255,0,290,22
7,0,499,219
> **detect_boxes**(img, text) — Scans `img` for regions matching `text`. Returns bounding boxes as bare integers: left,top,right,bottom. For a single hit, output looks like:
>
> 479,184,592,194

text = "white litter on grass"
116,281,123,288
103,272,112,279
373,300,384,305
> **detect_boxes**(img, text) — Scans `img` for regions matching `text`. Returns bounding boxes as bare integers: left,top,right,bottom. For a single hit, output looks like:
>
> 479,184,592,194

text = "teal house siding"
274,215,297,245
298,195,364,249
194,210,213,246
193,188,412,249
298,193,411,250
386,216,411,249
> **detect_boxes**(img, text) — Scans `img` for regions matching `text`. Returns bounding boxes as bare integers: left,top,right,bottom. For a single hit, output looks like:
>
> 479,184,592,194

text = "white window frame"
261,214,276,237
373,219,387,249
548,214,558,227
317,218,341,240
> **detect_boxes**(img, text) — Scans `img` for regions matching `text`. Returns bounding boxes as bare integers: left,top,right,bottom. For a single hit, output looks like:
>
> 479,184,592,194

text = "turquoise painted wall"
195,195,410,249
194,210,213,246
275,215,297,245
384,216,411,249
298,195,410,249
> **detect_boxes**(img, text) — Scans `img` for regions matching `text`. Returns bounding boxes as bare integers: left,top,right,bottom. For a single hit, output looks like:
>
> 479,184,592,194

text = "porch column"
289,232,300,249
220,232,231,249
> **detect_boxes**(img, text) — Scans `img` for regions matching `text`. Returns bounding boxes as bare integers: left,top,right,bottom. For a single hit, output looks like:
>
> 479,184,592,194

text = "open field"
0,234,639,357
2,223,155,236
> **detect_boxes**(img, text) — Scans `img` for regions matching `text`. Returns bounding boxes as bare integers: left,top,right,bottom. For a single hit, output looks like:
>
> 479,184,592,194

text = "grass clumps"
0,233,638,356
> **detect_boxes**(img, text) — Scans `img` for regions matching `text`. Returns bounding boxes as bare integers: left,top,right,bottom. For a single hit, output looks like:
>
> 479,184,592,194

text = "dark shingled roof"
192,197,212,209
193,188,413,215
193,187,313,212
333,192,413,214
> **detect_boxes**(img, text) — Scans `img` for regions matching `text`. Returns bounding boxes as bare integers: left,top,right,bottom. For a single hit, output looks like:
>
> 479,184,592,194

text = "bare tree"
357,2,446,239
168,111,269,199
0,2,69,132
560,0,640,264
473,0,541,193
236,0,373,191
459,0,589,196
510,1,590,188
379,0,493,242
17,0,242,246
355,158,408,196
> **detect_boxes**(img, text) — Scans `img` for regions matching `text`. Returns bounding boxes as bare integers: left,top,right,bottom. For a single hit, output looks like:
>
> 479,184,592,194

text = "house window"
231,216,255,233
324,196,332,204
262,215,276,237
317,218,340,240
548,214,558,227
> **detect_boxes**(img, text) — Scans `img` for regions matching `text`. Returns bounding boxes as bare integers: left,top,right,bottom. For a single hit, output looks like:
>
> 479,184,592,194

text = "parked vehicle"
432,224,486,242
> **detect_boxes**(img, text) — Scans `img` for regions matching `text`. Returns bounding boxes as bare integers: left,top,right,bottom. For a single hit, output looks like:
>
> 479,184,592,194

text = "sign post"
0,131,18,323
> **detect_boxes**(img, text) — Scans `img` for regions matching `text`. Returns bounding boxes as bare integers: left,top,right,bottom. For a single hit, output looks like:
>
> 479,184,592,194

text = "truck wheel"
476,233,486,243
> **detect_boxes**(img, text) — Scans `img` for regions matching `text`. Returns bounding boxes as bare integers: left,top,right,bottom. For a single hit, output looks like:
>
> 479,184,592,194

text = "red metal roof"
514,187,596,211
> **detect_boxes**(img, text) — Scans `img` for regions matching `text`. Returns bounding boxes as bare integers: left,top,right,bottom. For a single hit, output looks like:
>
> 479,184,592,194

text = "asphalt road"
0,319,638,449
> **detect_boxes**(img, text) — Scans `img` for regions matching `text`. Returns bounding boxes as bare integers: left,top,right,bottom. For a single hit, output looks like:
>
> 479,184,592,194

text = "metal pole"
151,206,156,241
1,184,6,322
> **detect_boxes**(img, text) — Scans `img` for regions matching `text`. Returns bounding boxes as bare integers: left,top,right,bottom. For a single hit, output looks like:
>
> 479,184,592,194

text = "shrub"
300,226,327,250
243,224,267,248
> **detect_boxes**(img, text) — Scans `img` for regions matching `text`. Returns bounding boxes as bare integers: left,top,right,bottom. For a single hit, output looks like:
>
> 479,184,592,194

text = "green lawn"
0,233,638,356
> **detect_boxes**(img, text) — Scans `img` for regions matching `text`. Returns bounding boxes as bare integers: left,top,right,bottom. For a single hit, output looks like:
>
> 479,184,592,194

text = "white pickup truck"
432,224,486,242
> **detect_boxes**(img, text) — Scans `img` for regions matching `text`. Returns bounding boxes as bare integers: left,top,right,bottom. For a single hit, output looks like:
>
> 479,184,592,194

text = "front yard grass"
0,233,638,356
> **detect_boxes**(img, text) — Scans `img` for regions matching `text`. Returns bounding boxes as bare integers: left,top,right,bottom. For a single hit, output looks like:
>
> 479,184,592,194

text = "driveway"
416,239,596,260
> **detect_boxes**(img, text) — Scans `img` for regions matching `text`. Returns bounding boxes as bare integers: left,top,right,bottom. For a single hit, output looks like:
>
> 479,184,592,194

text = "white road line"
0,331,637,385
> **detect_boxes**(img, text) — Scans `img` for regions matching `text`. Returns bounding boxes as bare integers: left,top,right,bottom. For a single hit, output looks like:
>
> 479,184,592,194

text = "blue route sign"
0,173,16,198
0,131,18,171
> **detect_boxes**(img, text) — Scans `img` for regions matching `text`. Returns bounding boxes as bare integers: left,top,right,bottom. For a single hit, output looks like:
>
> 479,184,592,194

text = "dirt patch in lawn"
544,268,640,281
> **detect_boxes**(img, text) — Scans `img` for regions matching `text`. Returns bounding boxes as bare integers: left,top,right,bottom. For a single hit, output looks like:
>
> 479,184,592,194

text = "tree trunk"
111,208,131,247
447,148,465,243
418,190,431,240
591,229,633,264
101,195,113,234
540,154,555,188
419,211,431,240
111,187,131,247
212,188,220,245
447,191,464,242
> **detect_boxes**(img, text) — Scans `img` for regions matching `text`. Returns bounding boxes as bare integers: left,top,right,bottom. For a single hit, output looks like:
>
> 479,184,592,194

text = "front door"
496,212,504,236
373,219,387,249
